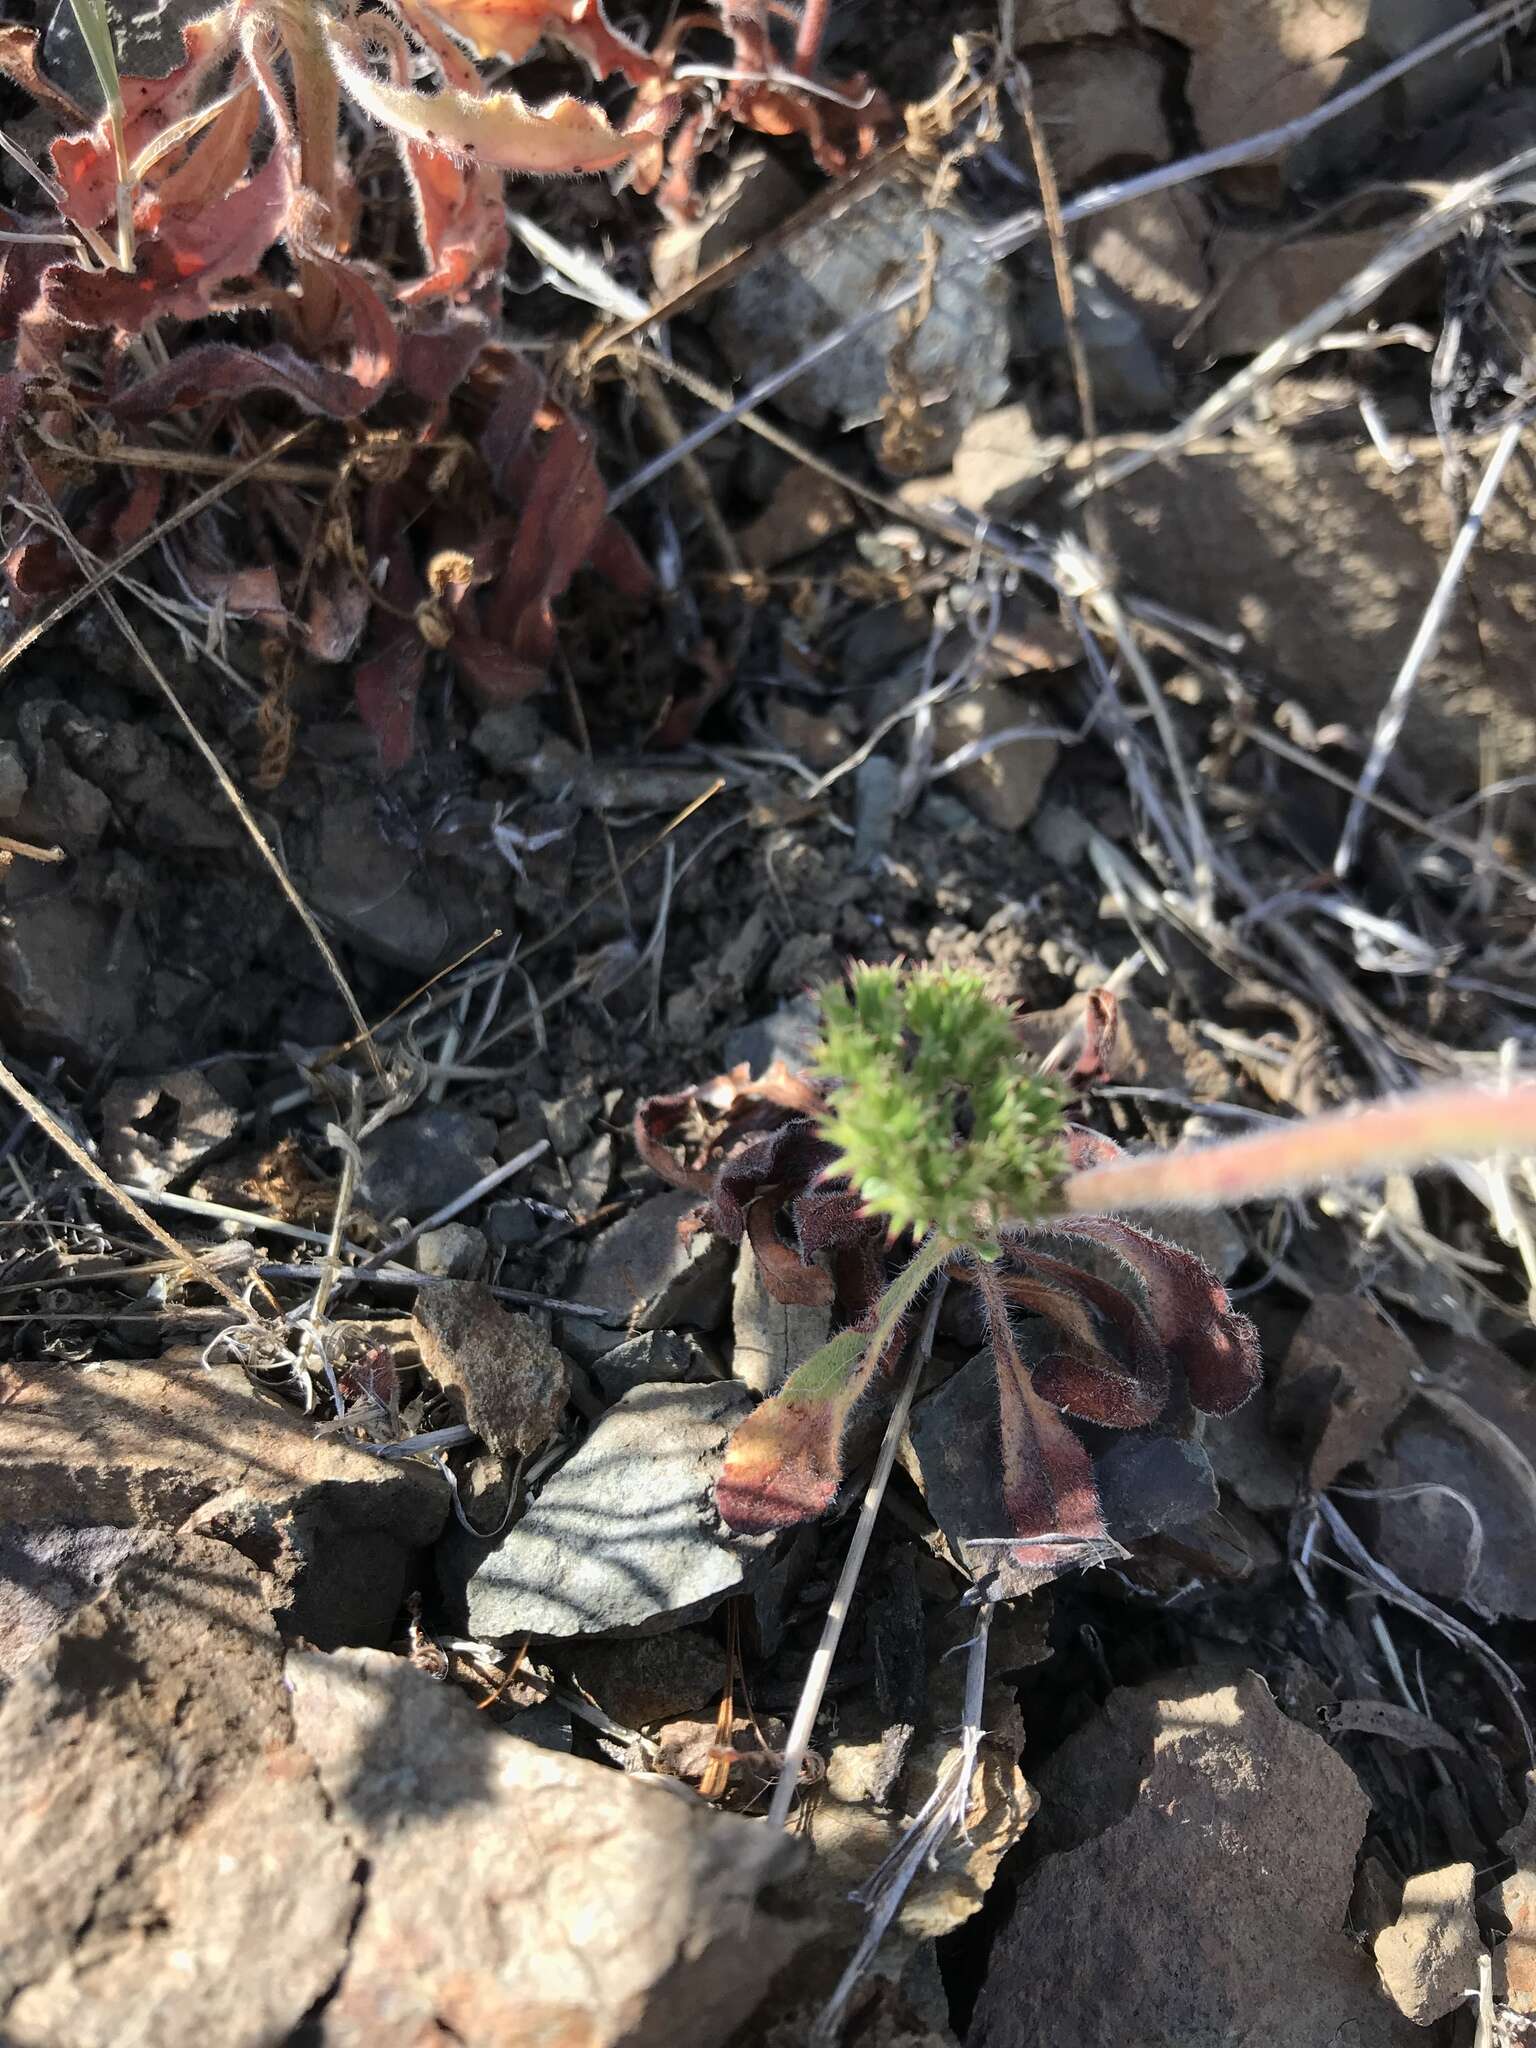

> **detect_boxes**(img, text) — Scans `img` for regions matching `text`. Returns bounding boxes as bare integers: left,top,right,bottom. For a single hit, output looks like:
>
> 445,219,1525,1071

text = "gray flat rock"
561,1189,733,1364
437,1381,771,1639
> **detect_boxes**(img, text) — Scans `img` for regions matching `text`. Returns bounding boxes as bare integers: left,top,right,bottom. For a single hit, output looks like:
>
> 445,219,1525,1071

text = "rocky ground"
4,0,1536,2044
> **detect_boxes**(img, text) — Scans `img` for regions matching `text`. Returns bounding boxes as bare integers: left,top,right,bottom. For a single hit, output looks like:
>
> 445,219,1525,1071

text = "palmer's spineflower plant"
635,965,1536,1585
814,966,1066,1248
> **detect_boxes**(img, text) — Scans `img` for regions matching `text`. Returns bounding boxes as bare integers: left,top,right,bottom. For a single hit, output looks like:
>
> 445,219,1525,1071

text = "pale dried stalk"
1061,1080,1536,1215
21,463,381,1073
766,1275,949,1832
1074,144,1536,501
1334,419,1526,878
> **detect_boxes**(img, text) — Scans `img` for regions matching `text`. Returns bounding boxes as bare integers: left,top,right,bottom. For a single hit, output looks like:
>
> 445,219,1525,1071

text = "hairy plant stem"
278,1,343,347
793,0,831,75
1058,1080,1536,1217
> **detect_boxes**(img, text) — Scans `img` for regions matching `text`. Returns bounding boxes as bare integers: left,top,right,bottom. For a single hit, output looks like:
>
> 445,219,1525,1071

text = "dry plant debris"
6,1,1536,2043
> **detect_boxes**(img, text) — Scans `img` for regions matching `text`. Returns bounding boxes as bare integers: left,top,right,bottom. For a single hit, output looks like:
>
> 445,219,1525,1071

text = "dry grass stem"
0,1055,263,1321
1334,420,1528,878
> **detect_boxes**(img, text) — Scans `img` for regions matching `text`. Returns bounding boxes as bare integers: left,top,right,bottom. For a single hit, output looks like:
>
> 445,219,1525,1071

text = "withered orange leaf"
326,18,667,175
394,0,662,85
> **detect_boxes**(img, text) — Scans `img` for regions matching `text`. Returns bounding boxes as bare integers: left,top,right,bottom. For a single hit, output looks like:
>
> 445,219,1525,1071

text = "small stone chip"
412,1282,569,1459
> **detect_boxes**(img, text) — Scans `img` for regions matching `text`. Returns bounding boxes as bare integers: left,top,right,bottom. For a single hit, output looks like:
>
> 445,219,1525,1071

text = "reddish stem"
793,0,830,76
1060,1080,1536,1217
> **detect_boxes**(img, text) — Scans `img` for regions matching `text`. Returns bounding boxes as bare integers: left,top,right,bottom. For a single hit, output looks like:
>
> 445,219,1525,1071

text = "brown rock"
561,1630,727,1727
0,862,147,1068
1492,1775,1536,2014
934,682,1059,832
739,470,856,569
1204,1391,1304,1514
1101,441,1536,796
981,598,1082,676
1132,0,1369,188
11,740,110,854
946,401,1057,518
1271,1292,1416,1488
764,699,849,770
304,794,481,974
0,1529,810,2048
1202,225,1422,357
1085,188,1212,343
286,1644,808,2048
970,1670,1418,2047
412,1281,569,1459
806,1680,1035,1996
0,1360,447,1651
1018,0,1127,36
0,1523,145,1680
1374,1863,1480,2026
100,1068,240,1191
1016,42,1172,192
0,1535,359,2048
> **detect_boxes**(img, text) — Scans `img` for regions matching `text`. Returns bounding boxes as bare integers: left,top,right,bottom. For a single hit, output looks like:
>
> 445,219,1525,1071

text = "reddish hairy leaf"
41,144,292,335
0,25,87,126
485,413,605,665
634,1063,823,1193
398,322,492,404
109,340,375,419
745,1201,836,1308
108,258,397,421
0,224,52,346
326,16,670,176
51,13,237,231
587,517,657,606
975,1260,1108,1581
399,142,507,304
716,1232,949,1535
1051,1216,1261,1417
354,636,427,776
715,1328,879,1532
991,1248,1170,1428
395,0,664,85
702,1118,836,1241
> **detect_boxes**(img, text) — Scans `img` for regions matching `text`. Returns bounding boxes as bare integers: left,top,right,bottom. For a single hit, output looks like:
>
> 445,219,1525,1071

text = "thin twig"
20,457,382,1075
607,2,1534,503
1334,419,1527,878
0,425,313,681
0,1056,265,1322
766,1277,949,1832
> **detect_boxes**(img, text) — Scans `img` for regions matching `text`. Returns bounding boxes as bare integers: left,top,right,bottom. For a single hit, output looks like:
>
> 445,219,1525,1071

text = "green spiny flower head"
815,964,1067,1247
